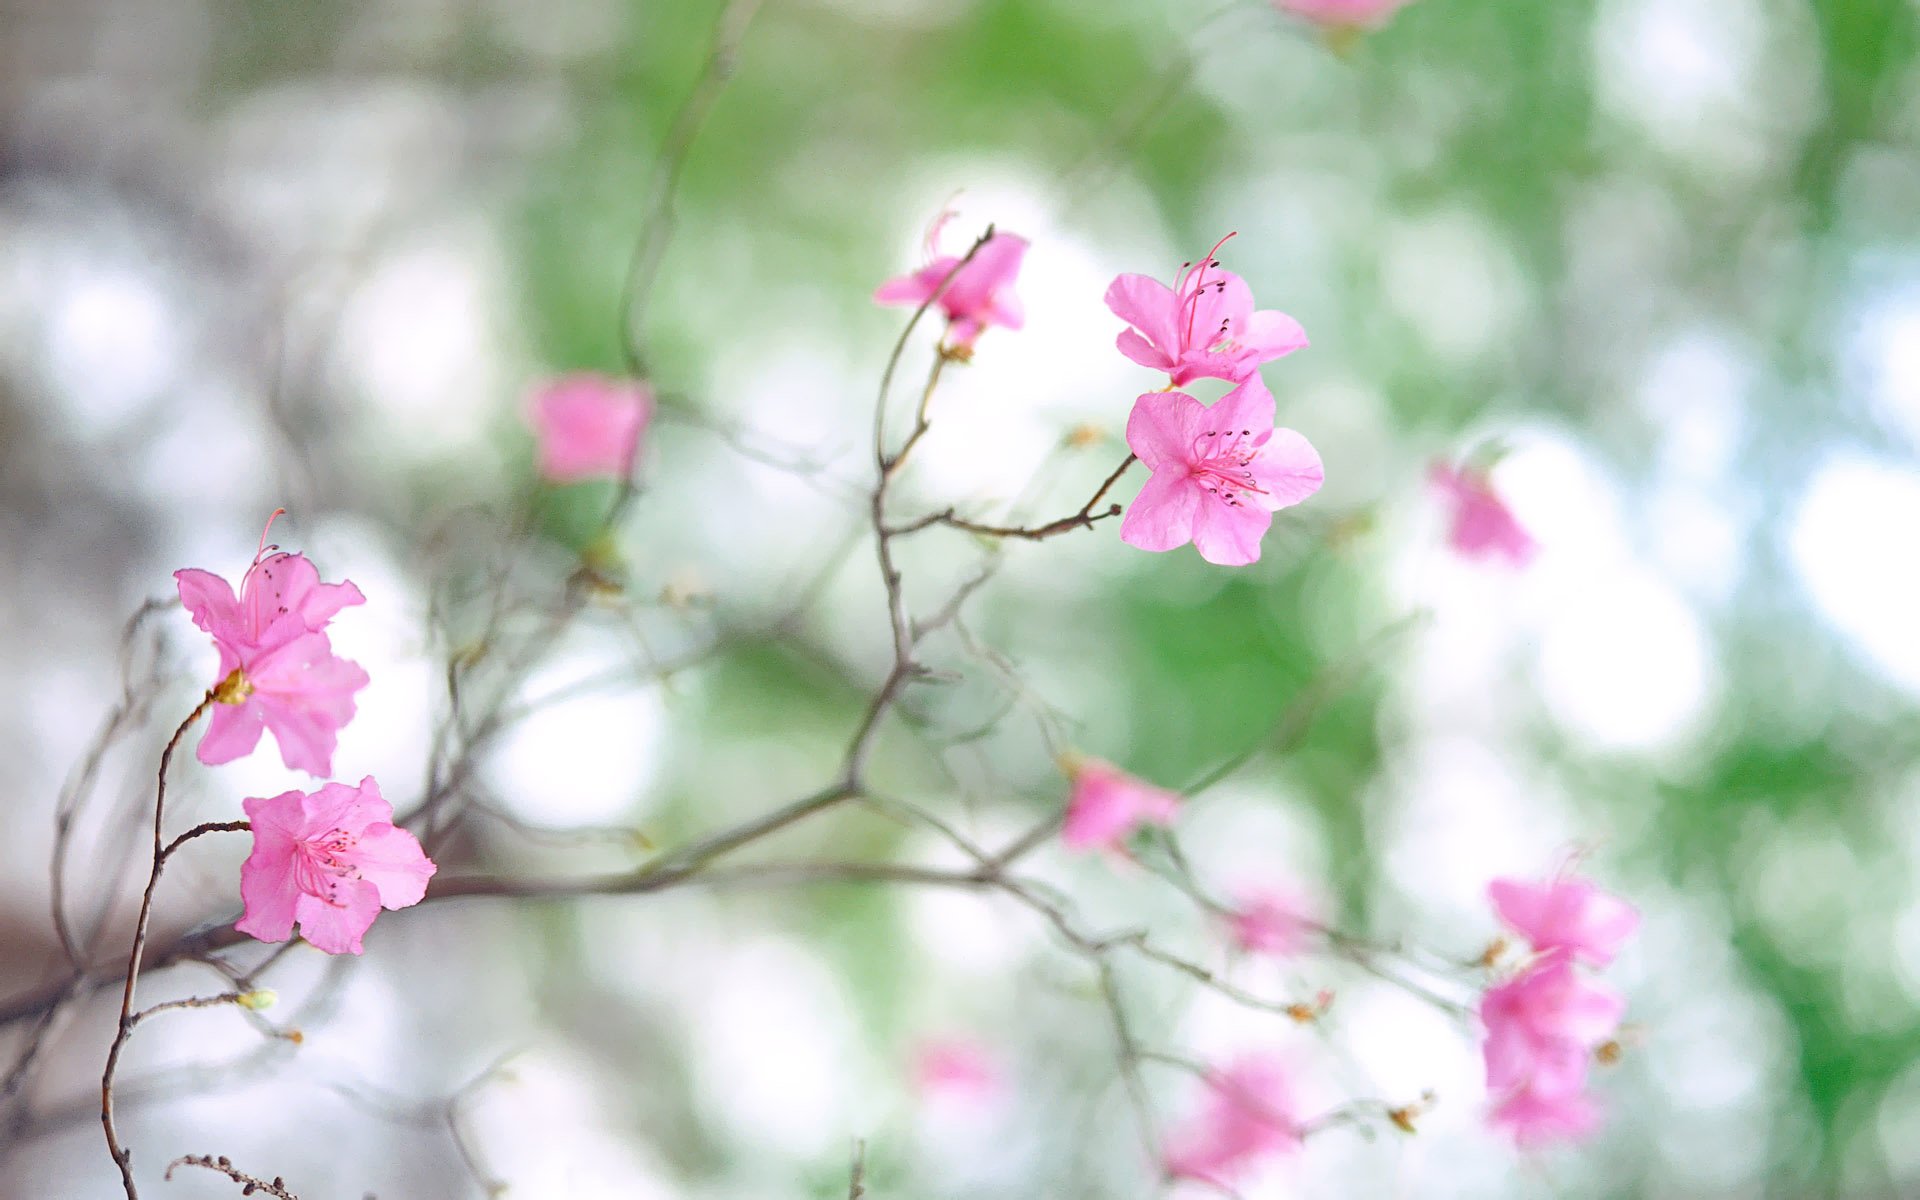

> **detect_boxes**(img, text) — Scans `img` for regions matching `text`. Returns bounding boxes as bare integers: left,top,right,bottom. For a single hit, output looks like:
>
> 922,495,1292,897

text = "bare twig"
102,691,216,1199
887,453,1137,543
164,1154,301,1199
848,1138,868,1199
621,0,766,372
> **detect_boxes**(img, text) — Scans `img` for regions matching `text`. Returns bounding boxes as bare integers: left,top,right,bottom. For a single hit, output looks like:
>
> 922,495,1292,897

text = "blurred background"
3,0,1920,1195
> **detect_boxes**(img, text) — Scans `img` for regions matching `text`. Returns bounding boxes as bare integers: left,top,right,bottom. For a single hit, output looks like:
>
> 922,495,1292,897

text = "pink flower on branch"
1489,874,1639,968
528,373,654,484
1105,234,1307,387
1430,460,1537,566
1163,1053,1302,1188
237,776,436,956
1120,378,1324,566
175,515,370,776
1272,0,1414,31
1228,886,1317,958
1060,757,1181,854
1480,960,1625,1146
874,229,1028,352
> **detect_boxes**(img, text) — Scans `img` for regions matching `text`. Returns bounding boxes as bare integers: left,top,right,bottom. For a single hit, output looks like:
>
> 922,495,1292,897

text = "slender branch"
621,0,765,373
129,993,247,1031
158,822,249,864
848,1138,867,1199
101,691,215,1199
164,1154,301,1199
890,453,1137,543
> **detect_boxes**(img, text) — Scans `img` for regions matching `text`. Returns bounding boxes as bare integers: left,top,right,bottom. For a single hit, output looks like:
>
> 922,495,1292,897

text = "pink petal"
197,701,265,766
250,634,370,777
292,879,383,955
244,553,365,647
1191,496,1273,566
1242,309,1310,359
175,568,243,644
352,823,436,910
1123,388,1205,470
1210,375,1278,437
1115,328,1175,373
1184,269,1258,349
1119,472,1200,554
1104,273,1181,360
873,262,945,306
234,795,304,944
1247,428,1324,510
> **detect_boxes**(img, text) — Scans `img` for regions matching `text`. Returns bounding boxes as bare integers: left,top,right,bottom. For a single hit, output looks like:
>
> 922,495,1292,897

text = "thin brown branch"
621,0,765,374
164,1154,301,1199
102,691,215,1199
889,453,1136,542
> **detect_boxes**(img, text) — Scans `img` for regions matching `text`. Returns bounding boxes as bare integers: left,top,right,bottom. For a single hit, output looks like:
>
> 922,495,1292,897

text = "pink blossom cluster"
1480,873,1639,1144
176,514,434,956
1107,236,1325,566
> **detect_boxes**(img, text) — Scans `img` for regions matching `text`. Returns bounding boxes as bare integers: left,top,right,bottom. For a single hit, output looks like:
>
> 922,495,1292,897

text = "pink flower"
1489,874,1640,968
236,776,436,955
1061,758,1181,854
913,1038,1003,1105
1105,235,1307,387
1272,0,1413,30
1228,886,1317,958
874,229,1028,350
1430,461,1537,566
1489,1081,1602,1147
1163,1053,1301,1187
1120,377,1324,566
175,519,370,777
1480,960,1624,1146
528,373,654,483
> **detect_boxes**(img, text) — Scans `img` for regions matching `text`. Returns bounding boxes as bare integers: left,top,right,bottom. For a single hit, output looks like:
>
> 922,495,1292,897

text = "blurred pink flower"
1480,960,1624,1146
874,229,1028,350
176,519,369,776
1105,235,1307,387
1121,378,1324,566
1228,886,1317,958
1272,0,1413,30
236,776,436,956
913,1037,1003,1104
1061,758,1181,853
1489,874,1640,968
1430,460,1537,566
528,373,654,483
1164,1053,1302,1187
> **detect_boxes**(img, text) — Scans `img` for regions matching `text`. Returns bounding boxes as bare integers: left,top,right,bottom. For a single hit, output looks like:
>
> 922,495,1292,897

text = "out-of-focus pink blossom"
1228,886,1317,958
1272,0,1414,30
1163,1053,1302,1187
913,1038,1003,1105
1430,460,1537,566
1061,758,1181,854
1480,960,1624,1146
1105,235,1307,387
1489,874,1640,968
236,776,436,956
874,229,1028,350
1121,377,1323,566
176,517,370,777
527,373,654,483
